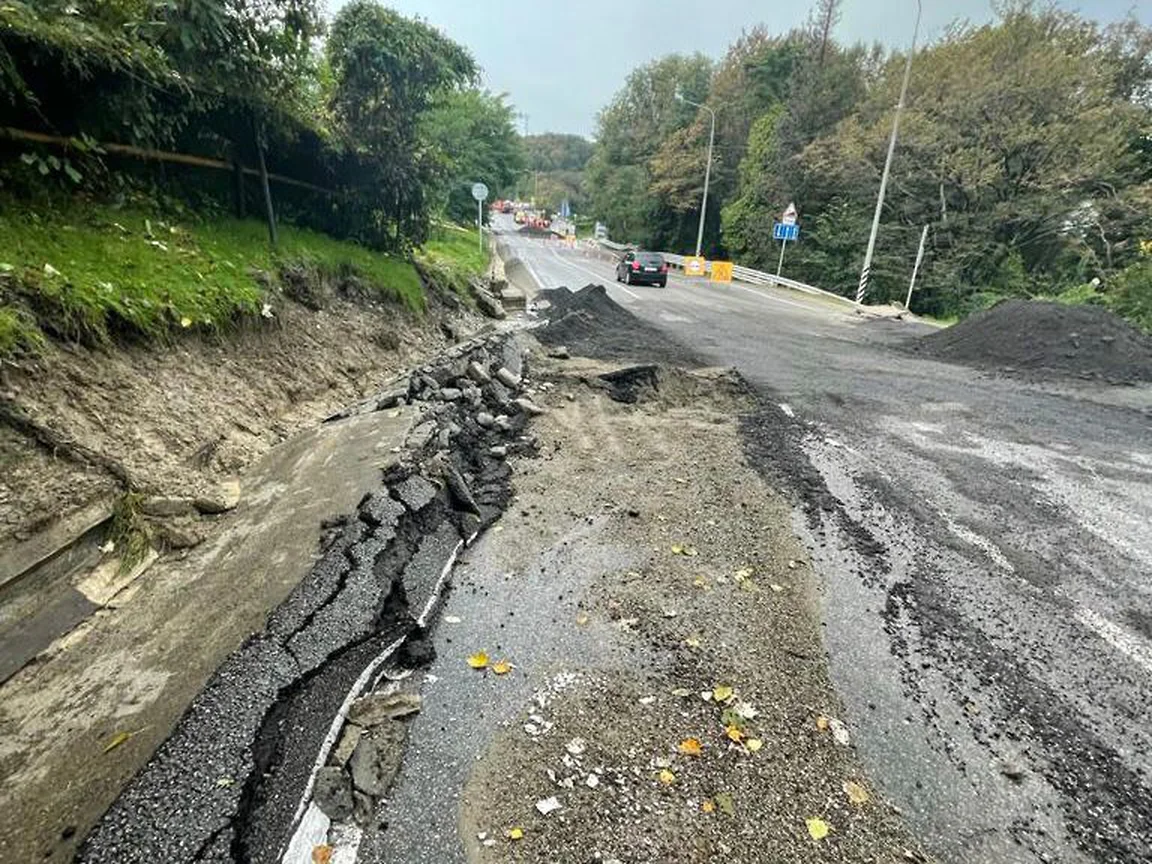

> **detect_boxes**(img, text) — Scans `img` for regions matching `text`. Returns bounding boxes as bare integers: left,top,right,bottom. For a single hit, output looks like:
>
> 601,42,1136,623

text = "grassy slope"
0,201,426,355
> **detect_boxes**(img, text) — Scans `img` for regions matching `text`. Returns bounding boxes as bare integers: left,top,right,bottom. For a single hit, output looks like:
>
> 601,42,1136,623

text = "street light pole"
856,0,922,306
677,94,715,259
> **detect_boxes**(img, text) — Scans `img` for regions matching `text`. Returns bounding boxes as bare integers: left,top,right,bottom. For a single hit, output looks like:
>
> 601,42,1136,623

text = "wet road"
501,225,1152,864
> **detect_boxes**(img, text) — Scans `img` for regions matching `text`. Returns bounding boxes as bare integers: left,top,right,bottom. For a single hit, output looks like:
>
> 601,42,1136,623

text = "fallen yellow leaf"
506,827,524,841
843,779,871,805
712,684,734,703
725,725,744,743
746,738,763,753
701,799,715,813
693,576,708,589
683,546,699,557
684,636,701,649
678,737,703,756
671,544,684,555
491,659,512,675
734,567,753,582
575,612,590,626
311,845,333,864
179,316,193,328
806,817,830,840
102,730,136,754
815,715,830,732
658,769,676,785
467,651,490,669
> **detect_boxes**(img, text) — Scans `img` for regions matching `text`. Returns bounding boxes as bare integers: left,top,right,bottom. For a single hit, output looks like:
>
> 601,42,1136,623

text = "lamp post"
856,0,922,305
676,93,716,259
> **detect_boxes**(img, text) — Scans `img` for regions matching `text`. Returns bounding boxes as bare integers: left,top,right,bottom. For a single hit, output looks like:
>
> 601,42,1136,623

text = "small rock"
514,397,546,416
349,721,407,797
157,523,205,550
489,445,508,459
314,766,354,821
348,691,422,727
332,724,363,767
565,738,586,756
495,367,520,388
476,412,496,428
547,346,571,360
535,796,562,816
139,497,196,518
439,387,462,402
192,479,241,515
466,361,491,384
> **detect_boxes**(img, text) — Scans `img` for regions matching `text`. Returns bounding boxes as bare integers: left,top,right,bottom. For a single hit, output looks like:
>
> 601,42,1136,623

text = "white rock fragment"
829,717,851,746
586,774,600,789
565,738,587,756
535,796,562,816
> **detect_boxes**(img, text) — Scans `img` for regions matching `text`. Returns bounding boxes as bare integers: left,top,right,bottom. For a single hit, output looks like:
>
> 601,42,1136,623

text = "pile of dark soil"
537,284,699,365
912,300,1152,383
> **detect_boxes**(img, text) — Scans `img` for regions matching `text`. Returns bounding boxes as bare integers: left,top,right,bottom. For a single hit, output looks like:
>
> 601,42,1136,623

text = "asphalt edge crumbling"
76,331,543,864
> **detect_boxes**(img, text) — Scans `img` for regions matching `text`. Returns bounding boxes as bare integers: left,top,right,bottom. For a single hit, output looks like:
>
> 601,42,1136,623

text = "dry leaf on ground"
506,827,524,840
807,817,831,840
678,737,703,756
311,846,333,864
491,660,512,675
658,769,676,785
467,651,490,669
843,779,871,805
712,684,734,702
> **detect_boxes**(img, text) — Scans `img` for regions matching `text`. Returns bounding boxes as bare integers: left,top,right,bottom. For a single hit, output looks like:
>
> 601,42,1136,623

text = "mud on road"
366,354,927,864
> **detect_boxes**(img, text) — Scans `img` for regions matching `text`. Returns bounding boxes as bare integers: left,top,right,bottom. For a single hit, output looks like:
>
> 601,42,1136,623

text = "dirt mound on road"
537,284,698,365
913,299,1152,383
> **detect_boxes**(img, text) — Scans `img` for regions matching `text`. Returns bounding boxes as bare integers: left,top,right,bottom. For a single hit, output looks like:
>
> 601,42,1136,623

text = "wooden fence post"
252,119,277,247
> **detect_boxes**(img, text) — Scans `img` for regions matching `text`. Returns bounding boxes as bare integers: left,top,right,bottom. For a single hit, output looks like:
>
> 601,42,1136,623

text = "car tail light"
631,261,641,270
660,263,668,272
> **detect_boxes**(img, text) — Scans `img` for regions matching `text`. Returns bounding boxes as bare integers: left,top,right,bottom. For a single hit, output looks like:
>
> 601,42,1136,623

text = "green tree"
586,52,713,248
420,88,525,224
326,0,477,245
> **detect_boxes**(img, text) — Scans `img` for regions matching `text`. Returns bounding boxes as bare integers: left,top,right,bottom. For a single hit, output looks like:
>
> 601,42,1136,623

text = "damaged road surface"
504,223,1152,864
76,332,542,863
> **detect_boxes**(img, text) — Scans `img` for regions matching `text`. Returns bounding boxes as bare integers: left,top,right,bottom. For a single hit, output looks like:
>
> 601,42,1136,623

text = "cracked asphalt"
503,224,1152,864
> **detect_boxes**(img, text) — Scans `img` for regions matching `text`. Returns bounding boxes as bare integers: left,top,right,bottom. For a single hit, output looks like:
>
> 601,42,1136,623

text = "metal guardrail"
595,241,855,306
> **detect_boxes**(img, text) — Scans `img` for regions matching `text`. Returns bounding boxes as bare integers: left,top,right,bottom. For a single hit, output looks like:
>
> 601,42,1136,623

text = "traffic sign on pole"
772,223,799,241
782,202,798,226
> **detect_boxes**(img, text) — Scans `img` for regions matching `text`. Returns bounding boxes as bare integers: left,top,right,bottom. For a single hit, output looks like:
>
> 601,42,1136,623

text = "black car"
615,250,668,287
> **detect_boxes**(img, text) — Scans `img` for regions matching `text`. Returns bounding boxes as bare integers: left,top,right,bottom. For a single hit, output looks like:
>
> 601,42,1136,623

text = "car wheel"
658,279,667,288
624,270,632,285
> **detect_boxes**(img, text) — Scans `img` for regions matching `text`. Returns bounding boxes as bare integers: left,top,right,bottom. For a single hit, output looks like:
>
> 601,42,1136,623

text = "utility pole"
676,93,716,259
856,0,922,305
905,224,929,311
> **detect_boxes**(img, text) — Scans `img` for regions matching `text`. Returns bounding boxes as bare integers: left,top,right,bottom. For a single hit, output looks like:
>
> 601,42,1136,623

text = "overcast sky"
326,1,1150,137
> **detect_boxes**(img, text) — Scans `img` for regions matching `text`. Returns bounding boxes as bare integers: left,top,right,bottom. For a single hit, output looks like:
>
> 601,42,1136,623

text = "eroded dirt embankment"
0,267,476,556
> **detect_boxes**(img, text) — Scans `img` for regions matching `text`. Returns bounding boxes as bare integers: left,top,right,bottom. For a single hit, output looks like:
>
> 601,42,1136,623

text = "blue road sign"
773,222,799,241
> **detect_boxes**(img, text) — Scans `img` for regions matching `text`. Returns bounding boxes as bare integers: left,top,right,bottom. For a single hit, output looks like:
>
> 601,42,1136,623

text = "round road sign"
471,182,489,202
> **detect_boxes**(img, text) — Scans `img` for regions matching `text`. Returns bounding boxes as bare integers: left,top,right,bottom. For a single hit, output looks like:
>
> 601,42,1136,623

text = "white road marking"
548,247,640,299
1076,607,1152,676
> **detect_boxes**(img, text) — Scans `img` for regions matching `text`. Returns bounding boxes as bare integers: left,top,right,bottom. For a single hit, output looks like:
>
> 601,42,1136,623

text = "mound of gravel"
537,284,698,365
913,300,1152,383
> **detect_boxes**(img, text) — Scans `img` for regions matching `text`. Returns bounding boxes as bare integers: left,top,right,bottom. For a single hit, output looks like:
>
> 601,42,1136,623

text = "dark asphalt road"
502,225,1152,864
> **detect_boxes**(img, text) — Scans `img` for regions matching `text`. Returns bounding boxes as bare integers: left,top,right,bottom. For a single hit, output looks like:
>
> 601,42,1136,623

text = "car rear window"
637,253,664,265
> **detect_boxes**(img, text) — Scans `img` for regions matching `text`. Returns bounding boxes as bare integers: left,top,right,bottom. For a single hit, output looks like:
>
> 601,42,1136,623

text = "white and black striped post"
856,0,921,306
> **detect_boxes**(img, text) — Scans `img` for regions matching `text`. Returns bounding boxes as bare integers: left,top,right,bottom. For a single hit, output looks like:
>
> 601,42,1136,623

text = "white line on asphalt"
548,247,640,299
1076,607,1152,676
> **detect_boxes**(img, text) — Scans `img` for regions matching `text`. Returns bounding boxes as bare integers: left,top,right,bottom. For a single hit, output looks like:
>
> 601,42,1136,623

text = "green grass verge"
419,223,488,276
0,200,424,354
416,223,489,299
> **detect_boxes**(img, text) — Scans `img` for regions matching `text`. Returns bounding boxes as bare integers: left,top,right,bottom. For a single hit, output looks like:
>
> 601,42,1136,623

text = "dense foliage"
516,133,594,212
0,0,523,250
588,0,1152,322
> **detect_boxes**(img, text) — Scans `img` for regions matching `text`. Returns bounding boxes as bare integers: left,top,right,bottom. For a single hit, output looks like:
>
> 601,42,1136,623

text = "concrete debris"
547,346,571,360
495,367,521,389
348,691,422,727
535,796,563,816
349,721,407,798
514,397,546,417
467,361,491,384
314,767,354,821
192,479,241,515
